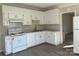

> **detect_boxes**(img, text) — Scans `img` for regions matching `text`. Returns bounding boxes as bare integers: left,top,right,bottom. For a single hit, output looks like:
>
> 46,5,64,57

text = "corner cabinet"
46,31,61,46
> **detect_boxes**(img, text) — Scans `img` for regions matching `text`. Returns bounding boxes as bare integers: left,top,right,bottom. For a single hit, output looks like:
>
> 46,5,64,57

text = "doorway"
62,12,74,45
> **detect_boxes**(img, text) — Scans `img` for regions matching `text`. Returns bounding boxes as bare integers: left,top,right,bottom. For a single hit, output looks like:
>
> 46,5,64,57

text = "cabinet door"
49,32,55,44
12,35,27,53
26,33,36,48
23,15,32,25
35,32,43,45
13,36,27,49
8,12,23,20
39,32,46,43
3,13,9,26
5,36,12,55
46,32,55,44
54,32,61,45
45,9,60,24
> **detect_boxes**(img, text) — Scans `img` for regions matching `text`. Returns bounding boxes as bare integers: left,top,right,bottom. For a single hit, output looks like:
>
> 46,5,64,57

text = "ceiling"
2,3,76,11
23,3,62,8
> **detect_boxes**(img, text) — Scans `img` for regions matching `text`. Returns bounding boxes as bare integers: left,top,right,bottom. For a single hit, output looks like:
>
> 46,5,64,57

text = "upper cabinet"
45,9,60,24
2,5,45,26
2,5,24,26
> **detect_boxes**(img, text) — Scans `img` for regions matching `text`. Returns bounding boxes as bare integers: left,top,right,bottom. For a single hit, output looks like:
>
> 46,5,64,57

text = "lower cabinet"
26,32,45,48
5,34,27,55
46,32,55,45
5,36,12,55
12,35,27,53
46,32,61,46
26,33,36,48
5,31,62,55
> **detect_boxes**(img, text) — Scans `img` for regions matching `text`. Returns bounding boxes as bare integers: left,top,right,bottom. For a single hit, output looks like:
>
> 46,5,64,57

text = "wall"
62,13,74,34
22,25,45,32
44,24,60,31
0,5,5,52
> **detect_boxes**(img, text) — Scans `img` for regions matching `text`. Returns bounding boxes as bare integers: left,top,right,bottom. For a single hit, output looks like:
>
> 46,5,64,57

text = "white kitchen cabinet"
5,36,12,55
35,32,45,44
8,12,24,20
46,32,61,46
26,32,46,48
12,35,27,53
26,33,36,48
46,32,55,45
54,32,61,45
3,12,9,26
23,14,32,25
5,34,27,55
45,9,60,24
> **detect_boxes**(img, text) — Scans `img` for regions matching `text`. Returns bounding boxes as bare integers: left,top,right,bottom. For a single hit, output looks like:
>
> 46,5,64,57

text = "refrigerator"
73,16,79,54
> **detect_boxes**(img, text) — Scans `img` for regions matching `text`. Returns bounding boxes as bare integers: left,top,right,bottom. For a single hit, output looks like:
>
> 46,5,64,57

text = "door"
73,30,79,54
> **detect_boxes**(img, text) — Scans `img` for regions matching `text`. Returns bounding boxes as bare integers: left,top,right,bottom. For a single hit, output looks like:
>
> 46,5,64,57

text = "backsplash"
4,24,60,35
22,24,60,32
44,24,60,31
22,25,45,32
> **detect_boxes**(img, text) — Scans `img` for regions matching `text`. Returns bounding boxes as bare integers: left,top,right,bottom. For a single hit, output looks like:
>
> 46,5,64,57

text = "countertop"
6,30,60,36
